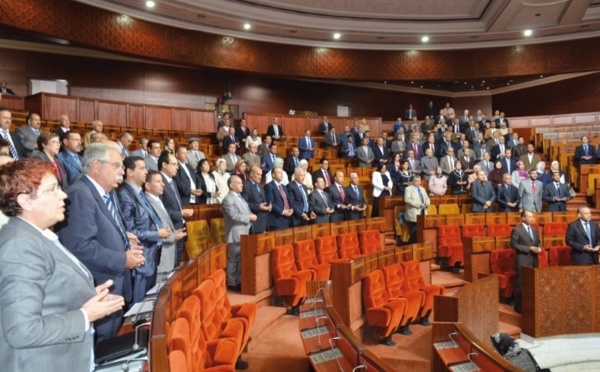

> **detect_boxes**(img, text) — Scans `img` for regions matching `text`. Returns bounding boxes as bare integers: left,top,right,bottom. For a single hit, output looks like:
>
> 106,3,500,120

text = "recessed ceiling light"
540,75,544,78
507,83,510,85
333,33,341,40
486,87,490,90
524,29,533,37
421,36,429,43
146,0,155,8
243,23,251,30
383,81,387,84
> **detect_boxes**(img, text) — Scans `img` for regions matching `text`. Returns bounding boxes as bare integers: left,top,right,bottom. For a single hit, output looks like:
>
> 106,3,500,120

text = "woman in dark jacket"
195,159,220,204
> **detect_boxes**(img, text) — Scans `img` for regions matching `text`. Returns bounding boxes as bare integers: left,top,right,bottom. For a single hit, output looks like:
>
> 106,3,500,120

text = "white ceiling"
75,0,600,50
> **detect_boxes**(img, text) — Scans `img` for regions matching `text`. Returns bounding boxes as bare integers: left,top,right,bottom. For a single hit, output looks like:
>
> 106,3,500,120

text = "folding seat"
382,263,423,335
362,269,407,346
314,236,339,264
293,239,331,280
490,249,516,300
437,225,464,271
271,244,313,315
358,230,383,255
438,203,460,215
461,224,485,239
487,224,511,238
208,270,257,349
400,260,444,325
537,247,549,267
336,232,361,259
549,246,572,266
168,317,237,372
427,204,438,215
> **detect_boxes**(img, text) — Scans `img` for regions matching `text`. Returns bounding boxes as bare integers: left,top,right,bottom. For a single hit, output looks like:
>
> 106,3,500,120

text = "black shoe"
227,284,242,292
397,326,413,335
508,298,515,306
514,306,522,314
419,318,432,326
289,305,300,316
379,336,397,346
235,357,249,370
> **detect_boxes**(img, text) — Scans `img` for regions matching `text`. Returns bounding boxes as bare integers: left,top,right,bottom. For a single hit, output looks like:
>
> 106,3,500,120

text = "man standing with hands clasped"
566,206,600,265
510,210,542,313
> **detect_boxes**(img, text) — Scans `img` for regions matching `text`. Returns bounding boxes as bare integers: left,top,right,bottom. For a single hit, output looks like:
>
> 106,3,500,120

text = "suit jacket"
471,140,484,161
145,155,159,172
298,136,316,159
437,140,455,158
499,157,517,175
312,168,333,187
566,220,600,265
262,153,276,174
543,182,571,211
160,174,185,229
477,159,494,175
518,179,543,212
235,126,250,146
222,153,240,173
356,145,374,167
511,224,541,269
145,193,176,274
265,181,291,230
440,156,457,175
0,218,95,372
406,158,422,174
53,127,69,142
406,142,423,160
491,144,508,161
309,189,333,224
32,150,69,190
319,122,332,135
266,124,283,139
345,184,366,220
372,145,389,166
512,144,527,159
520,153,541,171
174,162,198,205
575,144,596,165
243,152,262,170
283,155,300,179
222,192,252,244
222,134,240,152
57,150,83,185
242,180,269,233
495,118,509,128
132,148,147,159
404,185,430,223
421,156,439,180
324,132,340,149
459,156,475,172
186,149,205,171
286,180,312,226
327,182,348,222
16,125,40,157
471,181,496,212
341,141,356,158
5,131,26,159
496,183,520,212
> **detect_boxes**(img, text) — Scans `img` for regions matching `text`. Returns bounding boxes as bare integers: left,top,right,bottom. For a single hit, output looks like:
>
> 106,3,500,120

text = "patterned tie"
1,130,19,160
278,184,290,209
299,183,309,212
102,193,128,248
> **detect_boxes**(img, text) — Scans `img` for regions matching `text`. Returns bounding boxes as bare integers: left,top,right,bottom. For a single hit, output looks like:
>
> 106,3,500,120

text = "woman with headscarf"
447,161,468,194
233,159,248,183
212,158,230,203
0,158,124,371
395,160,413,196
298,159,313,194
511,160,529,188
488,161,505,190
536,161,552,185
550,160,567,184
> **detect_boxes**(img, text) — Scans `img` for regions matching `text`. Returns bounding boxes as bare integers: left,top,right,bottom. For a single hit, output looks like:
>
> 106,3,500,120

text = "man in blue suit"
119,156,173,302
242,165,271,233
287,168,315,226
265,167,293,230
56,143,145,342
56,132,83,184
262,143,278,174
298,130,316,159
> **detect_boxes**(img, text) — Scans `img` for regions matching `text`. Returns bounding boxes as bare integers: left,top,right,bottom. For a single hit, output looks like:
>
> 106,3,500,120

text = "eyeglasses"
100,160,125,170
33,182,61,196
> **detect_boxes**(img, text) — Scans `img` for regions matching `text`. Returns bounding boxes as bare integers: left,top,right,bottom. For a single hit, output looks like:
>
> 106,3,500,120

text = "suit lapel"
82,176,125,235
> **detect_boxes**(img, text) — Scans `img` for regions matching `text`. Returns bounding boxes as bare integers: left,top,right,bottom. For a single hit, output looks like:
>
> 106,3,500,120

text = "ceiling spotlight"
383,81,387,84
333,33,341,40
523,29,533,37
146,0,155,8
243,23,251,30
540,75,544,78
421,36,429,43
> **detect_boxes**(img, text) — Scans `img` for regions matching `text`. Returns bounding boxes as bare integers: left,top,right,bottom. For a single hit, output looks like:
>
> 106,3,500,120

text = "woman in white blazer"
371,163,393,217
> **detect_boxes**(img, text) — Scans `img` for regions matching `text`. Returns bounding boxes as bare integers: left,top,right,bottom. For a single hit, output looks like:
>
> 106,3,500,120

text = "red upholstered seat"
358,230,383,255
543,222,568,236
271,244,312,308
549,246,572,266
382,263,422,328
538,247,549,267
461,224,485,238
487,224,511,238
293,239,331,280
438,225,464,266
400,260,444,320
337,233,361,259
314,236,339,264
169,350,189,372
363,269,407,346
490,249,516,299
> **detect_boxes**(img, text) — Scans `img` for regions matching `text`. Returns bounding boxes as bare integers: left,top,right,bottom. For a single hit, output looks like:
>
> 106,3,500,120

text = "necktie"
1,131,19,160
170,180,183,210
413,143,418,157
320,190,329,205
526,225,534,241
294,157,298,166
274,125,279,137
231,154,236,164
555,183,561,198
140,190,162,228
278,184,290,209
506,161,510,174
485,161,489,172
72,153,82,167
585,222,593,245
532,181,536,194
449,157,454,170
323,171,331,186
32,127,40,136
230,135,235,142
102,193,128,248
299,184,309,212
353,185,359,197
195,151,200,161
431,144,435,153
338,185,345,202
416,187,424,203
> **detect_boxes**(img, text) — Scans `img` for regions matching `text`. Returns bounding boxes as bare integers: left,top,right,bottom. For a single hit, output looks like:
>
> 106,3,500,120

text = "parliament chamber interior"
1,1,600,371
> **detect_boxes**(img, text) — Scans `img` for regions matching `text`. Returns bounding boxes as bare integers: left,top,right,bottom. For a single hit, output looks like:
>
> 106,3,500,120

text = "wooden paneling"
43,95,77,122
282,115,309,136
79,99,96,123
172,108,189,132
129,104,145,129
97,101,127,127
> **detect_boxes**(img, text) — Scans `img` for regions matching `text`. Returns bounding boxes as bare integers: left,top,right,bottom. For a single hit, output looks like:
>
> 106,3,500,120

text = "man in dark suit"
512,137,527,159
495,112,509,128
266,117,283,141
0,109,26,160
242,165,270,233
499,148,517,175
283,146,300,179
174,146,202,204
318,116,331,136
497,173,520,212
56,143,144,342
471,170,496,212
510,210,543,313
543,172,570,212
235,118,250,148
437,132,454,158
566,206,600,265
345,172,367,220
574,136,596,165
309,176,334,224
312,157,334,188
404,104,417,120
222,127,240,154
264,167,293,230
119,156,171,302
0,80,16,96
53,114,71,142
341,134,357,159
324,126,341,150
491,136,508,161
16,112,42,157
328,171,351,222
57,131,84,184
159,152,194,263
372,137,390,166
286,168,315,226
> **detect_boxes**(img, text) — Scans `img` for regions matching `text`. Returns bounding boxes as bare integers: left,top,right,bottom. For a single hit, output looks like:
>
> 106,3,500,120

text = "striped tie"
102,193,128,248
1,130,19,160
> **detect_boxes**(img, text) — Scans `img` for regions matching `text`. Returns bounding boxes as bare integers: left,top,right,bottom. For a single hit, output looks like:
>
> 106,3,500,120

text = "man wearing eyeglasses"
56,143,145,342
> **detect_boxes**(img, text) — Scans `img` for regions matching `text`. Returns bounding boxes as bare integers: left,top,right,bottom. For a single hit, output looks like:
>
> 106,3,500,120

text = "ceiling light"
540,75,544,78
146,0,155,8
333,33,341,40
243,23,251,30
523,29,533,37
421,36,429,43
383,81,387,84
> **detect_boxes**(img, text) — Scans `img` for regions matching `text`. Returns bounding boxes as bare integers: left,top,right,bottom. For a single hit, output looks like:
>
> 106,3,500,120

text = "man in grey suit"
186,137,205,171
131,137,148,158
116,132,133,158
420,148,439,180
222,143,240,173
518,169,543,212
356,137,374,167
243,143,261,170
471,170,496,213
440,147,457,175
222,175,257,291
510,210,542,313
16,112,42,157
406,149,422,175
309,176,335,223
144,139,162,172
145,171,186,281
